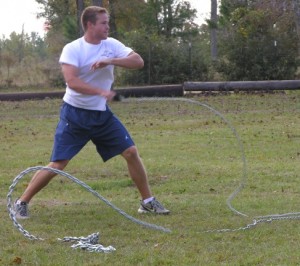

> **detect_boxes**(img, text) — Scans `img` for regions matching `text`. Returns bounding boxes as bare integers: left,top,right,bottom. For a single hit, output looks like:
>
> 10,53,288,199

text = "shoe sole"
138,208,170,215
15,215,30,219
12,212,30,219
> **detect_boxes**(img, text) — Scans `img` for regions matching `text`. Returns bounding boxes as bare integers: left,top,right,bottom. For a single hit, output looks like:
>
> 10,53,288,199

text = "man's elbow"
65,77,78,89
131,53,144,69
134,54,144,69
137,58,144,69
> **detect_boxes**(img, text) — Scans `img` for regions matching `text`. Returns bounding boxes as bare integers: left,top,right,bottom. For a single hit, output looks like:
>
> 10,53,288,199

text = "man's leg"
122,146,170,214
121,146,152,200
19,160,69,203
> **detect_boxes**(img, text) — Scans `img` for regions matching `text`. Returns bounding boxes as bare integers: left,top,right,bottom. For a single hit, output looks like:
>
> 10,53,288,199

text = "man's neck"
84,34,102,45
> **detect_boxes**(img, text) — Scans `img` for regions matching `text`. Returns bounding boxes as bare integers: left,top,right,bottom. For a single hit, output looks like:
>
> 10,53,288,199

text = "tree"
0,31,49,88
290,0,300,54
76,0,85,36
118,29,210,85
105,0,146,38
2,52,17,87
34,0,203,86
210,0,218,61
92,0,103,5
76,0,103,37
216,0,298,80
140,0,199,39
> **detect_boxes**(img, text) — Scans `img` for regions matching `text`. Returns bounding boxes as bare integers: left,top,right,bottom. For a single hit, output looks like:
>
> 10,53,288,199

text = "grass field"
1,92,300,265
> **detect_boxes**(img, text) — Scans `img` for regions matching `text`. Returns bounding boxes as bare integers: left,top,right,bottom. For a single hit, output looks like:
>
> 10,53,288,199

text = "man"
14,6,169,218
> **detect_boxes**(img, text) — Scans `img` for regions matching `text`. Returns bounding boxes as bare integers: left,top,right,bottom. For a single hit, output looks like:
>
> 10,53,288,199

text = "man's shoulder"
103,37,122,45
64,37,84,49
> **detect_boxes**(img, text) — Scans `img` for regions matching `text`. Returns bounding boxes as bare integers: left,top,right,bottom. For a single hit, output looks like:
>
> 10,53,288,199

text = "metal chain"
124,98,300,233
7,166,171,234
126,97,248,217
7,98,300,245
57,232,116,253
7,166,171,253
7,171,44,241
205,213,300,233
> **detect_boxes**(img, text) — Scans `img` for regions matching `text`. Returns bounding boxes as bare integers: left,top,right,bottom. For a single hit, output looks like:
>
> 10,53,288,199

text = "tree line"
0,0,299,90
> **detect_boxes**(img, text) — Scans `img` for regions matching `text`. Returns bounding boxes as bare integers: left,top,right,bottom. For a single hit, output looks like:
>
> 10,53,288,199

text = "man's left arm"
91,52,144,70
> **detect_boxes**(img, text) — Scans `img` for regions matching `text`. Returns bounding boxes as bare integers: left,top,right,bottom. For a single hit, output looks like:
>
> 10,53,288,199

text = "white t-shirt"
59,37,132,110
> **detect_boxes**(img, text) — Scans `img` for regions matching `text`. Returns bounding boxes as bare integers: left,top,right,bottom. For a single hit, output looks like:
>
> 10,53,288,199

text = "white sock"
16,199,27,204
143,197,154,204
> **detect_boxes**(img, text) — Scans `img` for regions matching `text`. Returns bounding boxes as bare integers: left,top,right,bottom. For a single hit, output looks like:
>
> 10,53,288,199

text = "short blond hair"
81,6,108,32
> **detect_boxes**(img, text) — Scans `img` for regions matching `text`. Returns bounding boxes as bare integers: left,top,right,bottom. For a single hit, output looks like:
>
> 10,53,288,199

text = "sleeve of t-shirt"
111,38,133,58
59,42,79,67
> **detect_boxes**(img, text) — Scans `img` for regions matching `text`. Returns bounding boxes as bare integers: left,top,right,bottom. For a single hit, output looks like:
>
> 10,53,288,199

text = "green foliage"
139,0,198,38
62,15,79,41
107,0,145,38
116,29,210,85
3,0,300,89
37,0,203,85
217,0,299,80
110,0,205,85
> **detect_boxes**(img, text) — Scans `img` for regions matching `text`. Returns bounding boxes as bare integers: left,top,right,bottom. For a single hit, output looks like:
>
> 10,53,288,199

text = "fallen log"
184,80,300,91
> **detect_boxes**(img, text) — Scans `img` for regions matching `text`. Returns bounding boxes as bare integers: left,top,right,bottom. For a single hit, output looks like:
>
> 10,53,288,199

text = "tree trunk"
292,0,300,55
92,0,103,6
108,0,118,38
76,0,103,37
210,0,218,61
76,0,85,36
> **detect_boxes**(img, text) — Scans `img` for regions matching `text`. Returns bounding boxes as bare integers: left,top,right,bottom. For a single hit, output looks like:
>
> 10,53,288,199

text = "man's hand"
100,90,116,101
91,52,144,71
91,58,112,71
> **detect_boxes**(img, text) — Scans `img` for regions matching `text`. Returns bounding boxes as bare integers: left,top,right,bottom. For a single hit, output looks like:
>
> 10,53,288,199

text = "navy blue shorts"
50,102,135,162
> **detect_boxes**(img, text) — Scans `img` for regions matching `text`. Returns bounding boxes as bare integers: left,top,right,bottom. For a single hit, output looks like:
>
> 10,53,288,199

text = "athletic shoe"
14,199,29,219
138,198,170,215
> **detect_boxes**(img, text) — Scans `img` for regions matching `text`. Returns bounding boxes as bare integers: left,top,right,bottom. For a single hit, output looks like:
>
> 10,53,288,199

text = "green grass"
1,92,300,265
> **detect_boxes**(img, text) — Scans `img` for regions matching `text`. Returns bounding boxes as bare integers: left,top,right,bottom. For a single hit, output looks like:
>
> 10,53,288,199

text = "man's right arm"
61,63,115,101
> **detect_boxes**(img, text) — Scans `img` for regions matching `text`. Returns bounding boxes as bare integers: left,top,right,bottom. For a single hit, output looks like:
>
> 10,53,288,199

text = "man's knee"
122,146,139,161
48,160,69,170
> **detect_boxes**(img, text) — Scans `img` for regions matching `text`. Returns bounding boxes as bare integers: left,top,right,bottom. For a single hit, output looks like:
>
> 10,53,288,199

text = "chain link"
128,98,300,234
7,98,300,250
205,214,300,233
57,232,116,253
7,166,171,253
127,97,248,217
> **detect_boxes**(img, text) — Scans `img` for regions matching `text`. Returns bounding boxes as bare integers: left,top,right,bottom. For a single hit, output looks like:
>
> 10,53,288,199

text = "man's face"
90,13,109,40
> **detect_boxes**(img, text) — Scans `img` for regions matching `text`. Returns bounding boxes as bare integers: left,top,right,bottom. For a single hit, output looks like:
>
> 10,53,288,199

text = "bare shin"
20,160,69,203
